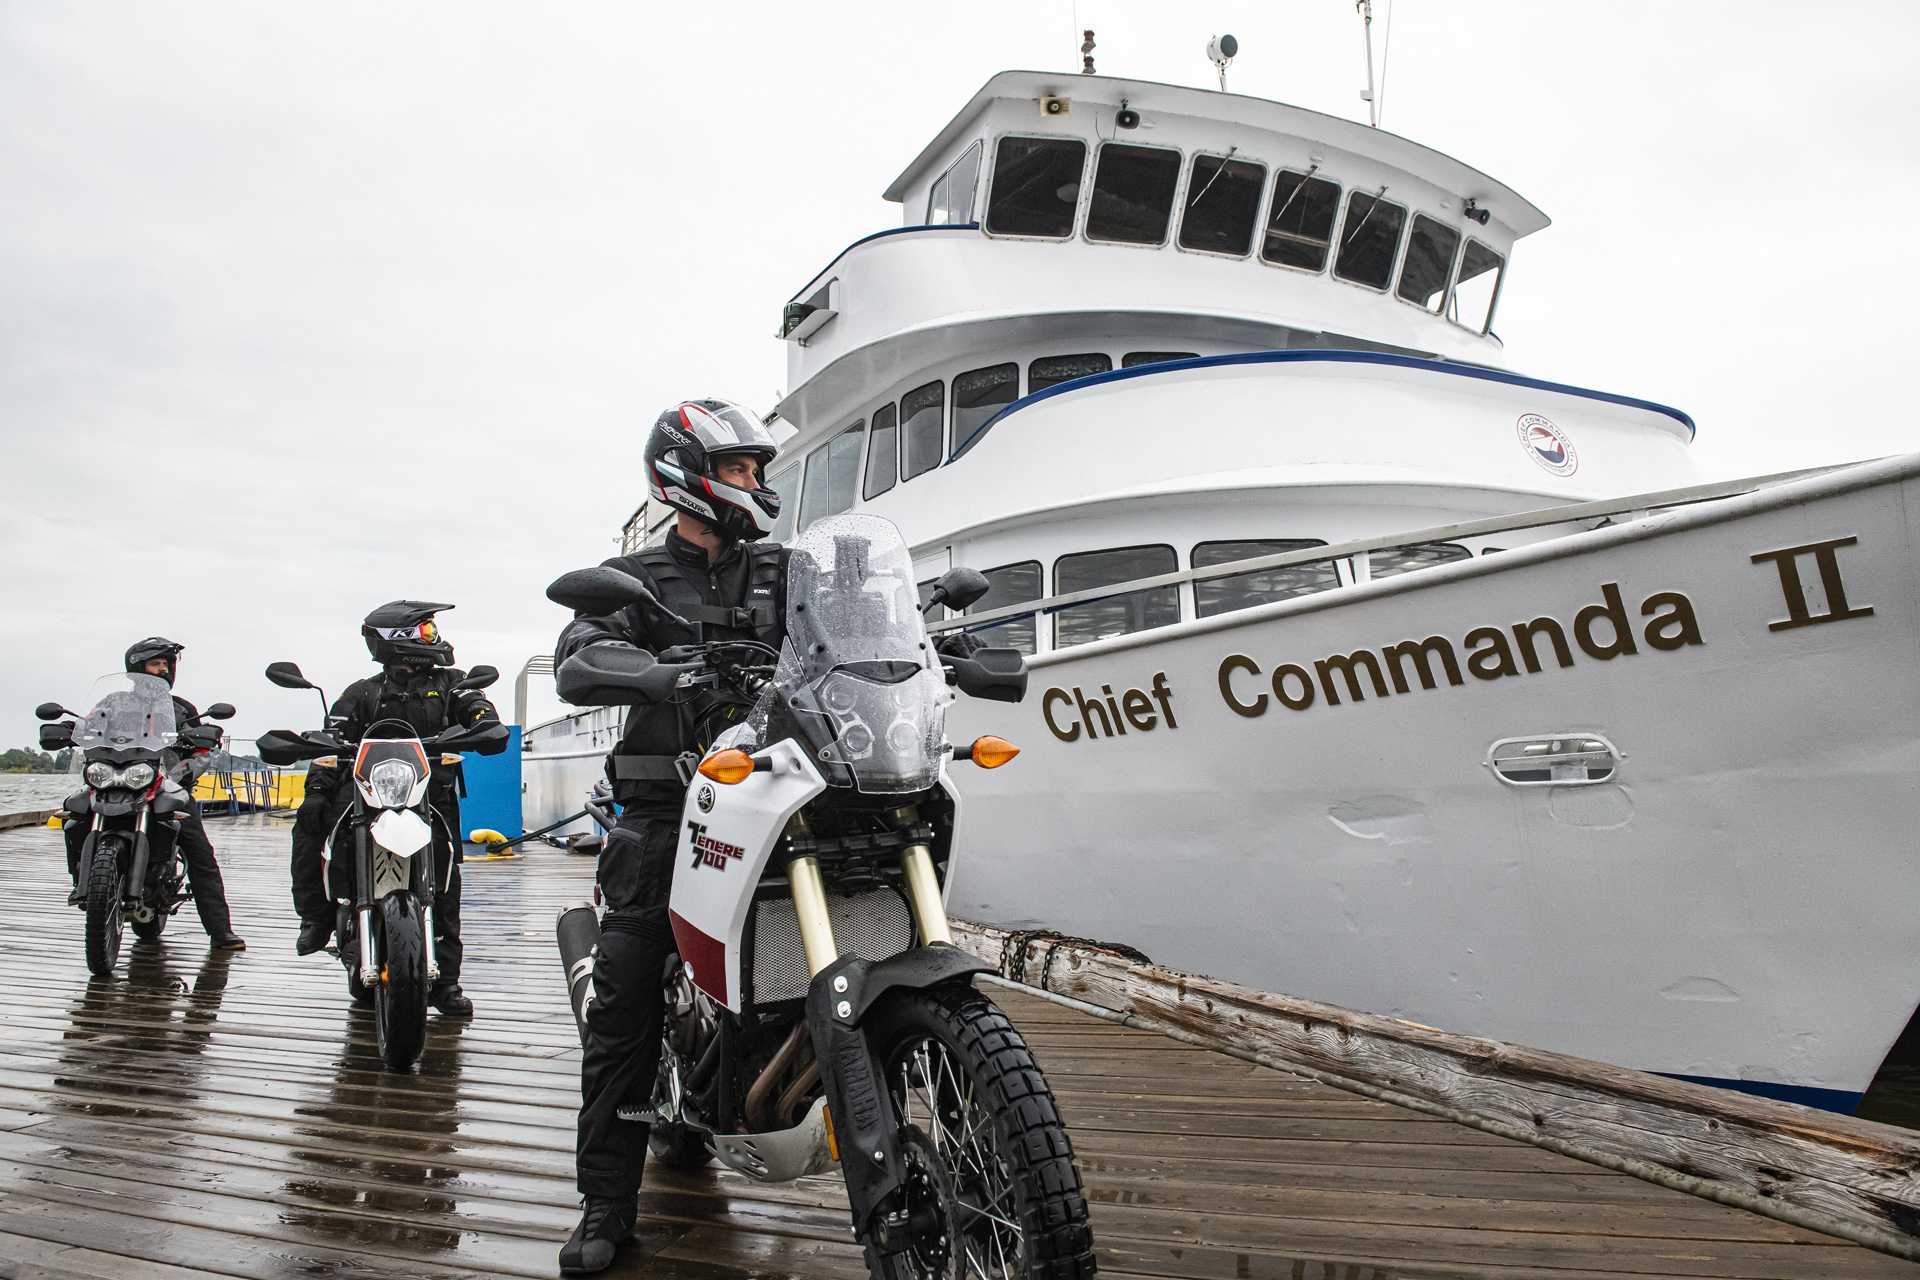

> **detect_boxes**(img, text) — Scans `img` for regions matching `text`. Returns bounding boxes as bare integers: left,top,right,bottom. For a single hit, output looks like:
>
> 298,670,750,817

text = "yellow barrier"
193,770,306,809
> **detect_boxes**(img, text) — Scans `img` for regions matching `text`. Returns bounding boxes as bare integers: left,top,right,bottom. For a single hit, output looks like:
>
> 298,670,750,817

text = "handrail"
513,654,555,729
926,462,1850,634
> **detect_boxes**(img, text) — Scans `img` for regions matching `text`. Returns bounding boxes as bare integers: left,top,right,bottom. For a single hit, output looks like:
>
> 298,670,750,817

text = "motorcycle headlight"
85,762,114,788
369,758,418,808
120,763,156,789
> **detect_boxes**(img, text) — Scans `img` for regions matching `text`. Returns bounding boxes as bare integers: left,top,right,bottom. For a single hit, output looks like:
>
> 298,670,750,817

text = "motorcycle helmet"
644,399,782,542
124,637,185,686
362,601,456,667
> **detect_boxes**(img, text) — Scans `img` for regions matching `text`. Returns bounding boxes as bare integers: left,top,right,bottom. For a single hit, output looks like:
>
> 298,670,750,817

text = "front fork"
350,801,442,987
787,807,952,975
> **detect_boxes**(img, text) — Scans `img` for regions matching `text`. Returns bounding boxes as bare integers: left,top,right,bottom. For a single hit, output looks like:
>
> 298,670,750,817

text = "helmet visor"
371,620,440,643
681,403,777,455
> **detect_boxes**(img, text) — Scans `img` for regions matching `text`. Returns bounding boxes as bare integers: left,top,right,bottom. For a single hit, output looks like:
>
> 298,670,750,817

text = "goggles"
372,621,440,643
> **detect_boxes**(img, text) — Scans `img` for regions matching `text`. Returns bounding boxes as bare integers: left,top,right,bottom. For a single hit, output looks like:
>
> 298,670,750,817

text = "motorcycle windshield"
775,513,949,794
72,673,177,752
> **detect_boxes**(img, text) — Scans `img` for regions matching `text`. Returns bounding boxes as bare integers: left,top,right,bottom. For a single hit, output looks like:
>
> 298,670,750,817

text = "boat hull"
945,455,1920,1108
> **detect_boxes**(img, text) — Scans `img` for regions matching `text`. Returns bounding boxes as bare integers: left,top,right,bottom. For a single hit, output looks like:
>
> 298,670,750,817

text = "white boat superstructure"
525,71,1918,1112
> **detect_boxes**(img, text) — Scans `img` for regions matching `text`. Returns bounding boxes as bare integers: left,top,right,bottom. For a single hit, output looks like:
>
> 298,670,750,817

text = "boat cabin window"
1122,351,1199,368
1086,143,1182,245
1029,353,1111,392
1368,542,1471,578
1191,540,1337,619
1053,544,1180,649
901,380,945,481
950,363,1019,460
1397,214,1460,313
986,137,1086,238
1179,154,1266,256
966,560,1043,655
1262,170,1341,271
797,424,865,534
1334,190,1408,290
766,465,803,544
863,403,898,500
926,141,982,226
1449,239,1505,334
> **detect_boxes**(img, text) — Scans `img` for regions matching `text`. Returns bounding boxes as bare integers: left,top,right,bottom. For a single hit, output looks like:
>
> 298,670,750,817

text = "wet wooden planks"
0,819,1912,1279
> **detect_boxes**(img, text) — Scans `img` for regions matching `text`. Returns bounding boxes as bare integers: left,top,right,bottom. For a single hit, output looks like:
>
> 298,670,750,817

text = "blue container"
459,725,522,841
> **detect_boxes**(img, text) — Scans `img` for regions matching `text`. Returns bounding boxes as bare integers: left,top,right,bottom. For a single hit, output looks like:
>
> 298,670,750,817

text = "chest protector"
604,541,787,799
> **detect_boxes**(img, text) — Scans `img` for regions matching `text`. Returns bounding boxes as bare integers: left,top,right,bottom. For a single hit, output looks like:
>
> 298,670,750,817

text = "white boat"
527,69,1916,1112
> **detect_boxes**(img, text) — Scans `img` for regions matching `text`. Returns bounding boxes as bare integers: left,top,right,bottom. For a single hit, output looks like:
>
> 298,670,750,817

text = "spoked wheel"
83,837,127,977
373,894,429,1071
865,988,1095,1280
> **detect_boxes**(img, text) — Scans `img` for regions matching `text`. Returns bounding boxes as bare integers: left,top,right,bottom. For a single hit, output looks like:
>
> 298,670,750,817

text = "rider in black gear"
64,638,245,950
555,399,788,1275
552,399,983,1275
287,602,502,1017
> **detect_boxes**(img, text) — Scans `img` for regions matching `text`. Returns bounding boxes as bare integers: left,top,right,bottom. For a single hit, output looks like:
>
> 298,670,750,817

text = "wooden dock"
0,818,1913,1280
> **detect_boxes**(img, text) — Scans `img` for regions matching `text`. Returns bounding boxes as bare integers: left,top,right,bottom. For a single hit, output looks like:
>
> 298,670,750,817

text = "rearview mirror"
35,702,67,722
928,567,991,614
456,665,500,692
547,566,661,615
265,662,313,691
205,703,236,720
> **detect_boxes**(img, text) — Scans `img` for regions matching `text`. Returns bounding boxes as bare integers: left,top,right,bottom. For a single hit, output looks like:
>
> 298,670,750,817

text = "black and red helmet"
644,399,782,542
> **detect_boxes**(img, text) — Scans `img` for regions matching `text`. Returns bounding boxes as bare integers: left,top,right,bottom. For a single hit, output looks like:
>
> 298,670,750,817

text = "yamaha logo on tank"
1517,414,1577,476
696,783,715,813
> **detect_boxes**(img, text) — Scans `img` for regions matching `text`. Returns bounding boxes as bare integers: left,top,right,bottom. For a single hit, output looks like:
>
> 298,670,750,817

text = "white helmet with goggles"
644,399,782,542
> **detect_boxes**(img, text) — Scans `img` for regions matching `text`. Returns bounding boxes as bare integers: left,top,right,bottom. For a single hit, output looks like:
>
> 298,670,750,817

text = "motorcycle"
35,674,235,975
258,662,507,1071
550,512,1094,1280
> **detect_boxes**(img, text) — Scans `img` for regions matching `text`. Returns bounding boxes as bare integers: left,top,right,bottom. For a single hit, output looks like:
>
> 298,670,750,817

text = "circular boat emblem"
696,783,715,813
1517,414,1577,476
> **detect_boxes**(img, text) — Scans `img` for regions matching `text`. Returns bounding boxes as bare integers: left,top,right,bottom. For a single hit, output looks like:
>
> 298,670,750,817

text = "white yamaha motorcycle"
552,512,1095,1280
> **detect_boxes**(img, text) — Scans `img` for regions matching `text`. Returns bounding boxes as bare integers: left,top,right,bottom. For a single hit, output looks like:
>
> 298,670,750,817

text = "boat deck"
0,818,1911,1280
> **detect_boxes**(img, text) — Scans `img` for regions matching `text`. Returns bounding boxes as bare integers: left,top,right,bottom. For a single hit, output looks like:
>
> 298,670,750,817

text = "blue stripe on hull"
1660,1073,1863,1114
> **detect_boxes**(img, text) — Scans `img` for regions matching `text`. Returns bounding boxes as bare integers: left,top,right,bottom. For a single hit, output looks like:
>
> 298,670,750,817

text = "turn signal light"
441,753,462,765
699,749,756,785
312,756,338,768
969,736,1020,768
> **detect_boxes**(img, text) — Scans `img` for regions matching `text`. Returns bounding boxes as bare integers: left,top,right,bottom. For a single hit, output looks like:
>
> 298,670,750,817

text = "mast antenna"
1357,0,1377,126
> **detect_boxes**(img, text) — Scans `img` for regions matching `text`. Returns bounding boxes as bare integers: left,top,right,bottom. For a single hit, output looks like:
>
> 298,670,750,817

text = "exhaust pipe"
556,902,601,1046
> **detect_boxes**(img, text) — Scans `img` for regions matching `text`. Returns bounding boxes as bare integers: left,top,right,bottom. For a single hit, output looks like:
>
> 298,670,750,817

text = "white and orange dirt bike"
551,512,1096,1280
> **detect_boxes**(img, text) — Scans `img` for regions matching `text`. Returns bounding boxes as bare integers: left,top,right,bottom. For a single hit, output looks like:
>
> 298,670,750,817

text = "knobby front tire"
84,837,126,977
863,985,1096,1280
374,893,429,1071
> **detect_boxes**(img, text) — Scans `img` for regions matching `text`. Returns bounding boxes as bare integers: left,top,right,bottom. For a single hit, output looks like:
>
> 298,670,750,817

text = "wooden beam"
949,919,1920,1261
0,811,53,833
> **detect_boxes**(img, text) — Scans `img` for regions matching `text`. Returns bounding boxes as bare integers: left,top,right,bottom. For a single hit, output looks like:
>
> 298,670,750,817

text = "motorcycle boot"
430,984,474,1017
559,1194,637,1275
210,931,246,951
296,917,332,955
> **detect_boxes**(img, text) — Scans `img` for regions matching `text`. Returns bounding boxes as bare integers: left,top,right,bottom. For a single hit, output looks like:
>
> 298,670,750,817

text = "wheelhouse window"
1449,240,1505,334
1261,170,1341,271
901,380,945,481
1368,542,1472,579
1178,155,1266,256
950,363,1019,460
1397,214,1461,313
965,560,1043,655
766,465,803,544
1192,540,1337,619
1054,544,1179,649
926,141,982,226
986,137,1086,238
1122,351,1198,368
863,403,897,499
797,424,865,533
1086,143,1182,245
1334,190,1408,290
1029,353,1111,392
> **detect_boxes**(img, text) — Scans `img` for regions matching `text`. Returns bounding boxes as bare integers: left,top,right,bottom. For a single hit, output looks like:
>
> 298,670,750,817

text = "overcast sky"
3,1,1915,754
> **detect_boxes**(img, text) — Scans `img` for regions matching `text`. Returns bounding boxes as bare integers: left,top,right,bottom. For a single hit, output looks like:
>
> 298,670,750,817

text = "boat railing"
513,654,555,729
926,461,1854,638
